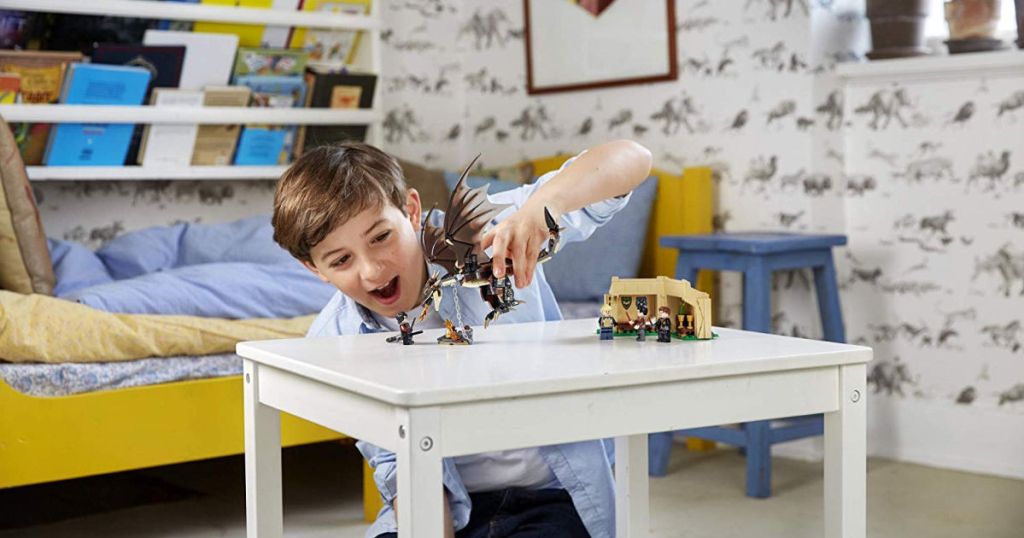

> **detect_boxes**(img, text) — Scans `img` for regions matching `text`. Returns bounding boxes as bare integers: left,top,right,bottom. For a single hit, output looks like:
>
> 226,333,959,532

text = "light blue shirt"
306,155,630,538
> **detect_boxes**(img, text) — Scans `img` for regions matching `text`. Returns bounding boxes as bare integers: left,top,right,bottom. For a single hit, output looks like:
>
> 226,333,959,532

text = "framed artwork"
524,0,677,95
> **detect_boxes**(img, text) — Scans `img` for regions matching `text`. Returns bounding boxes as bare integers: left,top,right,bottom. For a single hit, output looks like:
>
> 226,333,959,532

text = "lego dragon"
418,154,562,329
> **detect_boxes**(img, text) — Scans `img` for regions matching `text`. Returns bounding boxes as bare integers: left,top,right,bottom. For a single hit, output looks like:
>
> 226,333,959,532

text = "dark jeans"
376,488,589,538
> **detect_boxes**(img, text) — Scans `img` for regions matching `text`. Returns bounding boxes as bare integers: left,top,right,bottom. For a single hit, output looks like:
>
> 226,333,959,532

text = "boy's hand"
480,202,559,289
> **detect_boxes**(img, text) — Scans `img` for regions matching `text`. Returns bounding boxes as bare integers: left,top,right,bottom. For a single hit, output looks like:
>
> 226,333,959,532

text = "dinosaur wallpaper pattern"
27,0,1023,476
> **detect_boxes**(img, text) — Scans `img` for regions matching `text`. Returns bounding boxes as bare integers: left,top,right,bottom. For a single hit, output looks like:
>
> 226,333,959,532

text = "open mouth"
369,276,401,305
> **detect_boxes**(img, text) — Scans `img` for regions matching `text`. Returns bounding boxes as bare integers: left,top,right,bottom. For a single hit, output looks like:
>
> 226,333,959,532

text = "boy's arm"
481,139,652,288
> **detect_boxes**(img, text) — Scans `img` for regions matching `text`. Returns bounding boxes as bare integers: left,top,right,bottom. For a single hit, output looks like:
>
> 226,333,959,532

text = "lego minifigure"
386,312,423,345
655,306,673,343
634,306,649,342
598,304,615,340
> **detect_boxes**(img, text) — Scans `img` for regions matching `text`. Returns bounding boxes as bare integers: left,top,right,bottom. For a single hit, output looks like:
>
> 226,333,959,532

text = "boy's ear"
405,187,423,231
301,260,330,283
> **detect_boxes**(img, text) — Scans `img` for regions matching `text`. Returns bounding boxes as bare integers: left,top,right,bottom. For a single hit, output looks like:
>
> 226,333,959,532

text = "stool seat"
650,231,847,498
661,232,847,254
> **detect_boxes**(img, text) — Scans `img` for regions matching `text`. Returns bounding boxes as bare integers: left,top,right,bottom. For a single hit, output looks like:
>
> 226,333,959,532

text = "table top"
660,232,847,254
237,319,871,407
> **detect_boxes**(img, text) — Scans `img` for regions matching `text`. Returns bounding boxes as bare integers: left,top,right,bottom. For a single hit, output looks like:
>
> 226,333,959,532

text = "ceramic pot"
866,0,932,59
945,0,1005,53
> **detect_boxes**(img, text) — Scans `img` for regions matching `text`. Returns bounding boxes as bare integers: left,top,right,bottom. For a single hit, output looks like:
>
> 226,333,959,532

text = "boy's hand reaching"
480,202,559,289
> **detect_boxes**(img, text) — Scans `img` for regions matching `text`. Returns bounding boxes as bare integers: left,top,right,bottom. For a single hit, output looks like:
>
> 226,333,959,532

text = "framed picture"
524,0,677,95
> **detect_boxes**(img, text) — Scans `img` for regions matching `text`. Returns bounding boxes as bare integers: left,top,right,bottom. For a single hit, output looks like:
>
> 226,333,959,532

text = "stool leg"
742,259,772,334
674,257,699,285
813,255,846,343
744,420,772,498
648,431,674,476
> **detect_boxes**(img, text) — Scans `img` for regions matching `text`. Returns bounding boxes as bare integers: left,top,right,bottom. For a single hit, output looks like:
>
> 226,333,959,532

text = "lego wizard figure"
598,304,615,340
634,307,649,342
386,312,422,345
655,306,673,343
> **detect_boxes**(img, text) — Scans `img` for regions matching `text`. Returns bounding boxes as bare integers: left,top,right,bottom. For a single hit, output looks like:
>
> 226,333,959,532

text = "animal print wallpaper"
30,0,1022,476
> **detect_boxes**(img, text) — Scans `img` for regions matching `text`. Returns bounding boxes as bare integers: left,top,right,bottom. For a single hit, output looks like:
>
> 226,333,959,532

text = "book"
233,128,288,165
143,29,238,90
0,73,19,103
137,89,204,167
41,14,150,55
0,10,30,49
262,0,302,48
296,69,375,153
156,0,200,31
233,47,308,79
194,0,271,47
0,50,84,165
289,0,370,69
193,0,300,47
43,64,151,166
235,75,306,165
91,44,186,95
92,44,187,163
191,85,251,165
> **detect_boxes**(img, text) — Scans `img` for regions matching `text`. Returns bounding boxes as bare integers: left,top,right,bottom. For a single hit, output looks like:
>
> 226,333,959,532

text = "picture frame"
523,0,677,95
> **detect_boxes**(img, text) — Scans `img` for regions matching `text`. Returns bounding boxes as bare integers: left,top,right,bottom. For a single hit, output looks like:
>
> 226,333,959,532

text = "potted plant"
945,0,1006,53
866,0,932,59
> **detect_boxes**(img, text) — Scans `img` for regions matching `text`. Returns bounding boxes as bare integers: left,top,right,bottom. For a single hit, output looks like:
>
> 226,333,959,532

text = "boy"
272,140,652,538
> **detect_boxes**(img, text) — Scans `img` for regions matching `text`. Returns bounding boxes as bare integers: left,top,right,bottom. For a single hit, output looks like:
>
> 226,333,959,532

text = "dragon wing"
420,154,510,275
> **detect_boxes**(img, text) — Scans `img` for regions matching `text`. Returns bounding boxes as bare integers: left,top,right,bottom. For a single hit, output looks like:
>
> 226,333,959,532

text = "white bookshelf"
26,165,287,181
0,0,384,181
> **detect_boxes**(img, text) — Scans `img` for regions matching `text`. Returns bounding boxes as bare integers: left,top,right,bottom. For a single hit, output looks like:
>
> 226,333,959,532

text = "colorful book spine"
138,89,205,167
191,86,251,165
234,74,306,165
43,64,151,166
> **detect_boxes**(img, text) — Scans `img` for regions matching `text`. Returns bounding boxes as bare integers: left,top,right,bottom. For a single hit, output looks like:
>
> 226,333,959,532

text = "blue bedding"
48,215,336,319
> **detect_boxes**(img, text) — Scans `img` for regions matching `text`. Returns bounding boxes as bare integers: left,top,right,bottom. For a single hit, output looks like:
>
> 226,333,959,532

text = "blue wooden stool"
649,232,847,498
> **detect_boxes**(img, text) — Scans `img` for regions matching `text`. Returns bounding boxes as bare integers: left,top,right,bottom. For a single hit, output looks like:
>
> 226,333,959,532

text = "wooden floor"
2,441,1022,538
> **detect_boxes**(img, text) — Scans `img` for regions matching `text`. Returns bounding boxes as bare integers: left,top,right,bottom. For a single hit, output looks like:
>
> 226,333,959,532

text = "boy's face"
303,189,427,319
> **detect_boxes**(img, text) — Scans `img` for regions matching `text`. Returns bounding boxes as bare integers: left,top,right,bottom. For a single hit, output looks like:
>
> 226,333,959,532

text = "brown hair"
272,142,407,263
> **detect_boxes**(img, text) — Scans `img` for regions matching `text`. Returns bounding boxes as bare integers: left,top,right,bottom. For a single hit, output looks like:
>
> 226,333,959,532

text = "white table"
237,318,871,538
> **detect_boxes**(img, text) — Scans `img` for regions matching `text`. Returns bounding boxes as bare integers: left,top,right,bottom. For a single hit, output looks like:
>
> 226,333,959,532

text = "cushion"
542,176,658,302
48,238,114,296
397,158,450,212
95,215,293,280
65,262,336,319
0,117,55,295
443,170,522,194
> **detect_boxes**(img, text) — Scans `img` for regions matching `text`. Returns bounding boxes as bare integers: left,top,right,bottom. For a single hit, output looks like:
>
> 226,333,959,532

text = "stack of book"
0,1,377,169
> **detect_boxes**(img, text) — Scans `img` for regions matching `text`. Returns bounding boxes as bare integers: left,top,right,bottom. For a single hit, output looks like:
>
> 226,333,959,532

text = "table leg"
824,364,866,538
397,407,445,538
615,434,650,537
243,361,282,538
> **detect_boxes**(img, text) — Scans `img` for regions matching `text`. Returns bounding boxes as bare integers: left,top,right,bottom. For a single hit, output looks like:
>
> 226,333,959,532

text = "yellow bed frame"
0,374,382,521
0,163,712,525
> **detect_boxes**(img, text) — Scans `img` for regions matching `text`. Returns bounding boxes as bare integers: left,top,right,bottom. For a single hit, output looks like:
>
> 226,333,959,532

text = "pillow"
542,176,658,302
0,116,55,295
48,238,114,297
443,170,522,194
65,261,336,319
95,215,294,280
398,158,450,211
